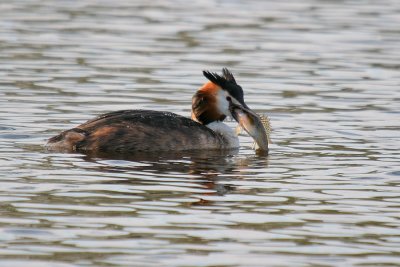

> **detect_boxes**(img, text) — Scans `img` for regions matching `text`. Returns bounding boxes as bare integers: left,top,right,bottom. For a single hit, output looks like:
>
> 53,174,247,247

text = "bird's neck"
206,121,239,149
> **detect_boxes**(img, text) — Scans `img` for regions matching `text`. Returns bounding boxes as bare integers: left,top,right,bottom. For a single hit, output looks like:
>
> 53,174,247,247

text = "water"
1,0,400,266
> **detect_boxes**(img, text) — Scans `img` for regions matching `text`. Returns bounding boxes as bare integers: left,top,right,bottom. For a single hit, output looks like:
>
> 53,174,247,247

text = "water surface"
1,0,400,266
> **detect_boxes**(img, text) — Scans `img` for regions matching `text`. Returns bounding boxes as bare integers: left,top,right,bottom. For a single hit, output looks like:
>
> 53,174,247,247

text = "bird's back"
46,110,225,153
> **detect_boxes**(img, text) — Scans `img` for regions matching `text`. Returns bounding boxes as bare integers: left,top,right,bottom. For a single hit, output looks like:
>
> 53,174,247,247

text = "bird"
45,68,268,155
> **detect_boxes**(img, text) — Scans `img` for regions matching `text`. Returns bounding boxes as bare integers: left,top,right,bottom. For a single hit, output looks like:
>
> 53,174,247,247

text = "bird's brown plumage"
191,81,226,124
46,110,228,153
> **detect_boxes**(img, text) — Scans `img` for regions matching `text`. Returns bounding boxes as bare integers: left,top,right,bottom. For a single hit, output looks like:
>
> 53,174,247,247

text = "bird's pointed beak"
229,100,269,152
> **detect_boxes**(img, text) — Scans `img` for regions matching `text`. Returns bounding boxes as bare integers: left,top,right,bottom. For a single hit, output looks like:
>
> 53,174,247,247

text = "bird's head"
191,68,268,152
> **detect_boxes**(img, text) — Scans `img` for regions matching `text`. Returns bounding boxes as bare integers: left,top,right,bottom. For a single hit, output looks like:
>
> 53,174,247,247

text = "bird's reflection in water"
82,149,269,205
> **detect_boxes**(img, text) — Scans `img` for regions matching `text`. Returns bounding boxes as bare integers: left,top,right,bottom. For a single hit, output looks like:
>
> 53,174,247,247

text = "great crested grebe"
46,68,269,154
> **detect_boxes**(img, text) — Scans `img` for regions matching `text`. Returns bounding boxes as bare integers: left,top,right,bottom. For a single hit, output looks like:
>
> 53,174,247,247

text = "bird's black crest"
222,68,237,84
202,68,237,86
202,70,228,88
202,68,247,108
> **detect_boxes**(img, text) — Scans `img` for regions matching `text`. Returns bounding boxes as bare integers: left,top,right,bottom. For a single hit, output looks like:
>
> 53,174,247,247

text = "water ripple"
0,0,399,266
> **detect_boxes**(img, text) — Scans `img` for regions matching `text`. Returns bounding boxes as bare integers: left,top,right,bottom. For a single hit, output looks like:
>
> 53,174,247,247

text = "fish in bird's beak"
228,99,269,152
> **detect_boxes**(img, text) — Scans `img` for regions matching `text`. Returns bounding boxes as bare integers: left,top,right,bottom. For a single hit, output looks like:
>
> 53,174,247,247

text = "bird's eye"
226,96,232,102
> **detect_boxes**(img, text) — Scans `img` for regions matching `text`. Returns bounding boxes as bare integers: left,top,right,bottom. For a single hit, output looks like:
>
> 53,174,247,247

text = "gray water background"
0,0,399,266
